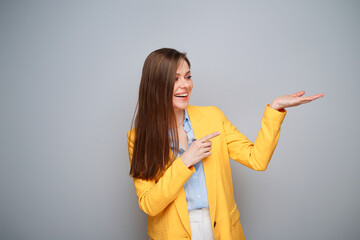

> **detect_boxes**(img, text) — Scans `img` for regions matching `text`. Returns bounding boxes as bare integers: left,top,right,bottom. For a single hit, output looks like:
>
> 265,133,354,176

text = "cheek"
172,83,177,92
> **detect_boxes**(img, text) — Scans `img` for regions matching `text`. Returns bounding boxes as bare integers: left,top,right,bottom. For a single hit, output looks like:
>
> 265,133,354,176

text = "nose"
178,77,189,88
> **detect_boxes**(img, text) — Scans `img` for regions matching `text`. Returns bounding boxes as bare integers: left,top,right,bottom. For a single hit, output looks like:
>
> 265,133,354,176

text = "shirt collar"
184,109,190,122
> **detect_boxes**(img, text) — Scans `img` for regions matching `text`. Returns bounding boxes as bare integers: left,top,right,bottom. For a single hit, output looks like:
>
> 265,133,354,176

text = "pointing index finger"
199,131,220,142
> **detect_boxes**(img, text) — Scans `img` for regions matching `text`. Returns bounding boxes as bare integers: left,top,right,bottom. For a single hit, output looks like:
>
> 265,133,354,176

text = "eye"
186,75,192,79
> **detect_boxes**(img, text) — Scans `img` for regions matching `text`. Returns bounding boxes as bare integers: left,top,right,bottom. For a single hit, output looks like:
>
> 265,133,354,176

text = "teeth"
175,93,188,97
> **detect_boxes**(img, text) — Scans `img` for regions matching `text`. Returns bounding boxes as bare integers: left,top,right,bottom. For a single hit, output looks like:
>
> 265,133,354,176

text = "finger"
298,93,324,100
202,151,212,158
200,131,220,142
299,94,324,101
291,90,305,97
296,98,319,106
308,93,325,100
202,141,212,147
203,146,212,152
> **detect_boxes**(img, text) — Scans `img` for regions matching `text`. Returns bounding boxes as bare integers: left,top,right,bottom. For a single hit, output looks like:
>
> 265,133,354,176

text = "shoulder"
187,105,225,120
188,105,224,114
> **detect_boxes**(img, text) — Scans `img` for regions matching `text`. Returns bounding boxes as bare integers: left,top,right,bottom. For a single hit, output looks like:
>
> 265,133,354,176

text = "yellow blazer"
127,105,286,239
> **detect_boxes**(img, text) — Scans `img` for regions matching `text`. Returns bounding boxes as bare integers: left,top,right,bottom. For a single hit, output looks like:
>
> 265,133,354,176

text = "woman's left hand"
269,90,324,111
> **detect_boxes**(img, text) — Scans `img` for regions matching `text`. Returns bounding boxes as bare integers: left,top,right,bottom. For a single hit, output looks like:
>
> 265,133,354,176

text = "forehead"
176,59,190,74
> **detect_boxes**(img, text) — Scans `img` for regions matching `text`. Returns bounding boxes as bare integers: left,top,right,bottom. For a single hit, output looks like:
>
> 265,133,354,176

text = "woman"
127,48,324,239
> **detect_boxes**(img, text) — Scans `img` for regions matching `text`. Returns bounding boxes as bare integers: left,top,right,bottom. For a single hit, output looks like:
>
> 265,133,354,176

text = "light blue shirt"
173,109,209,211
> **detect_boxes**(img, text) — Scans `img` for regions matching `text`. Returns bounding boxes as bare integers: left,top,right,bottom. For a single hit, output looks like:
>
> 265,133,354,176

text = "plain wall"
1,0,359,239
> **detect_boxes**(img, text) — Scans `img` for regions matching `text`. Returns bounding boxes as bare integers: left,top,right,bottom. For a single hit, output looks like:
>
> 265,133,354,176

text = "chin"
173,103,189,112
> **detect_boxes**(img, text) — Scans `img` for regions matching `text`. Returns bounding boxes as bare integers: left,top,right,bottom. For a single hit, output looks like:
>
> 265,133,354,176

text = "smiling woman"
127,48,324,239
173,60,193,115
129,49,191,181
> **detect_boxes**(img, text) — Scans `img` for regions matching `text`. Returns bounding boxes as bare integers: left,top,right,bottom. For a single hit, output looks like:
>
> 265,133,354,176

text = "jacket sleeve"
222,105,287,171
127,131,195,216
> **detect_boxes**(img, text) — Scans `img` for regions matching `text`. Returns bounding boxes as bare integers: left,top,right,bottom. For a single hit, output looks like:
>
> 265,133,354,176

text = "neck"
174,109,185,127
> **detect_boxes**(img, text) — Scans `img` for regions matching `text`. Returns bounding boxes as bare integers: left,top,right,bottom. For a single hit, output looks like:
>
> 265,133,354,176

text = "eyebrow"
176,71,191,75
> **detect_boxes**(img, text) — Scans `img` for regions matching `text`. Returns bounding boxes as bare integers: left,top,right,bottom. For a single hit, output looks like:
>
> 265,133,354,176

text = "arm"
127,131,195,216
223,105,287,171
223,90,324,170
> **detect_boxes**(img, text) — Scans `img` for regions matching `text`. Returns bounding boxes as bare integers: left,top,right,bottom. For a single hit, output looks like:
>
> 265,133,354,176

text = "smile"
174,93,188,98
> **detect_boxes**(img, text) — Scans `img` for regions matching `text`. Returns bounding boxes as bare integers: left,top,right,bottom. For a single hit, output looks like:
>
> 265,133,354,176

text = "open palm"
269,91,324,111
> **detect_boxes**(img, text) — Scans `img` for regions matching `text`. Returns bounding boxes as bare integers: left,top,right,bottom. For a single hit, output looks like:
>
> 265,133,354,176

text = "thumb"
292,90,305,97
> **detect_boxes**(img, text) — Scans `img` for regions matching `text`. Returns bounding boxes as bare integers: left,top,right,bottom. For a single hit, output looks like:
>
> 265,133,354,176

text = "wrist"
180,155,192,168
269,102,284,111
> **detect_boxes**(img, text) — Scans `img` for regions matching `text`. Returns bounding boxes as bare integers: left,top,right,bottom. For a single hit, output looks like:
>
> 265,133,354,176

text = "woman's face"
173,59,193,114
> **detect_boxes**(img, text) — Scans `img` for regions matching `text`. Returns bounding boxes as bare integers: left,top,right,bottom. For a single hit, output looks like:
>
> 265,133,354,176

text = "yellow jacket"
127,105,287,239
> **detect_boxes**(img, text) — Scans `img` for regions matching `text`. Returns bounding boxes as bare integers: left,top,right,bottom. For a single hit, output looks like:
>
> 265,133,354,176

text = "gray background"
0,0,359,239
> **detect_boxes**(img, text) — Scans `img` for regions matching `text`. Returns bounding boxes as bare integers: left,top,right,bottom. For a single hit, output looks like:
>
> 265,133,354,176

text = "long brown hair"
129,48,191,180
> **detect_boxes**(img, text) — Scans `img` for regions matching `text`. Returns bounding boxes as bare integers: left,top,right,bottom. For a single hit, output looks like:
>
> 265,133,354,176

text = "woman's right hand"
180,131,220,168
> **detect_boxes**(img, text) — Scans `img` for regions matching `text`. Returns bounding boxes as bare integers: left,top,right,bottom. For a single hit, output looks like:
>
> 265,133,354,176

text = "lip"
174,92,189,101
174,92,188,96
174,96,188,100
